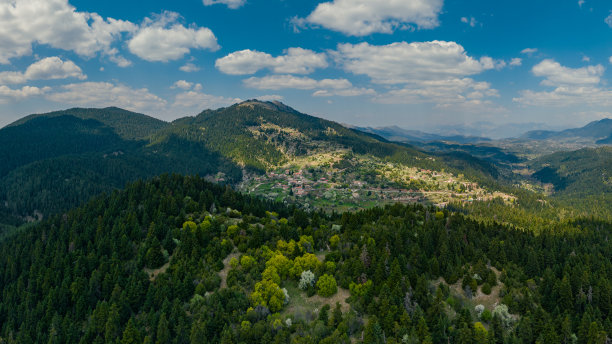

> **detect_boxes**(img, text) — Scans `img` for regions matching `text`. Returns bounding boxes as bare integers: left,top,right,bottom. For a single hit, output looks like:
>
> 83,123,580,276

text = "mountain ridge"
521,117,612,141
7,106,169,140
355,125,491,144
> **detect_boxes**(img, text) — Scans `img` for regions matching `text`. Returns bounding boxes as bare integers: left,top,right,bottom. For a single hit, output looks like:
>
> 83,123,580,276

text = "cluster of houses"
242,162,515,211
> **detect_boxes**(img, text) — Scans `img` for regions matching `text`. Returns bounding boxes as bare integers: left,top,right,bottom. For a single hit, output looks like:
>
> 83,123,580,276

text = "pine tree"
331,302,343,328
456,323,473,344
363,316,385,344
104,304,121,342
558,275,574,313
155,313,170,344
586,322,606,344
121,318,141,344
492,314,504,344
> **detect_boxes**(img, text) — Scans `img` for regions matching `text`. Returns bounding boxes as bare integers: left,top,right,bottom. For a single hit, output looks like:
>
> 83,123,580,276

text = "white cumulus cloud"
0,0,136,65
47,82,167,113
312,88,377,97
170,80,238,114
374,78,498,105
332,41,501,106
532,59,603,86
514,86,612,107
128,12,219,62
172,80,196,90
243,75,375,97
244,75,349,90
254,95,283,102
334,41,498,84
172,89,241,114
215,48,328,75
203,0,246,9
514,60,612,107
0,57,86,84
45,80,239,117
0,85,50,103
606,12,612,27
108,53,132,67
297,0,443,36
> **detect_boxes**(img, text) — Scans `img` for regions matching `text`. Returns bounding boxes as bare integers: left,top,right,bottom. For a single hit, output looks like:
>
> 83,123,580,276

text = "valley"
0,102,610,344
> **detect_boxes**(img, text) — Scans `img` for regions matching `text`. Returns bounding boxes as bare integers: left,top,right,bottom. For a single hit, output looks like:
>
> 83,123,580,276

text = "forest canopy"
0,174,611,343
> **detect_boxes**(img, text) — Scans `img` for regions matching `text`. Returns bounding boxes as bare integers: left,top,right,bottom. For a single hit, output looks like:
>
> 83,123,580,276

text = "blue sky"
0,0,611,137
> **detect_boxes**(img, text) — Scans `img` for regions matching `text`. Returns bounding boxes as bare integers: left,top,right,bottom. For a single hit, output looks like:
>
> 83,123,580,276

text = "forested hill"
0,115,127,177
527,146,612,217
155,100,510,185
0,108,242,228
1,174,612,343
153,100,427,171
7,107,168,141
152,100,507,210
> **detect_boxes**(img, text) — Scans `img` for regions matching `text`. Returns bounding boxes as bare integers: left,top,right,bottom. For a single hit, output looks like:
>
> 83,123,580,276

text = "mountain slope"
529,146,612,193
0,137,242,220
152,101,512,212
155,100,426,171
0,115,128,177
8,107,168,140
527,146,612,217
596,134,612,144
0,108,243,226
158,100,502,181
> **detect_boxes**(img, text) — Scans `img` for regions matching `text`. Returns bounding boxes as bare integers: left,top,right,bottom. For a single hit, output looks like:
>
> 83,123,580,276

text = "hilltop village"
238,153,515,212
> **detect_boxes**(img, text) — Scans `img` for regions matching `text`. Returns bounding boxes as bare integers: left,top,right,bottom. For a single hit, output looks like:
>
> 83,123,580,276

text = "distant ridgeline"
0,101,505,229
520,118,612,142
0,174,611,343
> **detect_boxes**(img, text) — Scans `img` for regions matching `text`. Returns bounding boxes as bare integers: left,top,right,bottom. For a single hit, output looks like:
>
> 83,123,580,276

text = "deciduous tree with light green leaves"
250,279,285,312
291,253,320,278
266,253,293,280
329,234,340,250
240,255,256,270
316,274,337,297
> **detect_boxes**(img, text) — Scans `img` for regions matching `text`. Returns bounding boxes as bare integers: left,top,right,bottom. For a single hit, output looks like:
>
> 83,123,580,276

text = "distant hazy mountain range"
520,118,612,143
412,121,570,140
356,118,612,144
353,125,491,144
